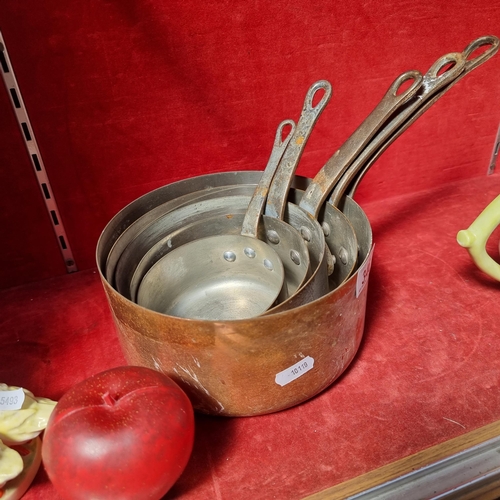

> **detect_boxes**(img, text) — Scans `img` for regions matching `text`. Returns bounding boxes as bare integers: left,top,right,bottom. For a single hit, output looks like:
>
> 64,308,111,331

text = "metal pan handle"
265,80,332,220
343,35,499,199
299,70,423,217
328,51,467,206
241,119,296,237
462,35,500,72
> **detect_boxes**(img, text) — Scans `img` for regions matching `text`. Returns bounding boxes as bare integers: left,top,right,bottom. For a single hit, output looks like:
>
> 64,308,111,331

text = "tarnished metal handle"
265,80,332,220
240,119,296,237
423,51,466,88
299,70,423,217
344,35,499,198
329,51,467,206
462,35,500,72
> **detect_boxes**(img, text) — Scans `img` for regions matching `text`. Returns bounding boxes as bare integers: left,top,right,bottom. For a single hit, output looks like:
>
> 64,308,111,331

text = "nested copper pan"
97,172,372,416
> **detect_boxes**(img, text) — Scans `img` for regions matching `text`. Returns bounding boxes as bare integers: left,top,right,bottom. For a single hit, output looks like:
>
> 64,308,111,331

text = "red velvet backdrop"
1,0,500,289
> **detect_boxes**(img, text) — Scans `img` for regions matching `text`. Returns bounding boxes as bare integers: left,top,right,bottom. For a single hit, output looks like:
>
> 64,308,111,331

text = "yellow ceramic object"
0,384,56,446
0,385,56,499
457,194,500,281
0,438,42,500
0,440,23,489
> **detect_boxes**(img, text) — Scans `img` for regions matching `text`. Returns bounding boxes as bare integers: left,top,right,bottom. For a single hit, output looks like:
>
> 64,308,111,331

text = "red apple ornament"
42,366,195,500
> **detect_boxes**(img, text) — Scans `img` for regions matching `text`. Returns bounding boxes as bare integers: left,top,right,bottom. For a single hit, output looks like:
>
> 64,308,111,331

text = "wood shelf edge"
304,419,500,500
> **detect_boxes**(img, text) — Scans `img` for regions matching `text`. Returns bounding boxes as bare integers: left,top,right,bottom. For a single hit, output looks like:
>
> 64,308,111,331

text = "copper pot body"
97,172,372,416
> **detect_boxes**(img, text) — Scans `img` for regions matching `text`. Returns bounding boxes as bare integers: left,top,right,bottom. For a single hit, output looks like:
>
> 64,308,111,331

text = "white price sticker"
275,356,314,387
0,388,25,411
356,243,375,298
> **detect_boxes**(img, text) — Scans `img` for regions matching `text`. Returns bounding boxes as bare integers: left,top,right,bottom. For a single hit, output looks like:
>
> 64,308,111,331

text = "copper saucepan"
96,171,372,416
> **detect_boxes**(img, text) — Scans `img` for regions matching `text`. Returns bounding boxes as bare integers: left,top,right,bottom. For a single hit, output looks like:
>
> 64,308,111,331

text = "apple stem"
102,391,116,406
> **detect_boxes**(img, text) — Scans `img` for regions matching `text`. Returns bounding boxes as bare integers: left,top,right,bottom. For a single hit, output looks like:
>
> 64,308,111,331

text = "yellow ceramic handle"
457,194,500,281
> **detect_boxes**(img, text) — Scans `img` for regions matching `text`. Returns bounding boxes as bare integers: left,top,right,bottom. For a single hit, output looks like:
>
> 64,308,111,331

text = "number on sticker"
0,396,18,406
275,356,315,387
0,388,25,410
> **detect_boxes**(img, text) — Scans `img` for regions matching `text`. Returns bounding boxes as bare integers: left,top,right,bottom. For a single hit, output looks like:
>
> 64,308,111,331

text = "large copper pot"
97,172,373,416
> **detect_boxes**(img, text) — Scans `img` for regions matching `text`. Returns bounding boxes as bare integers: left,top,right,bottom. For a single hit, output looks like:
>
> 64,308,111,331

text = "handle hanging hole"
437,60,457,77
466,42,493,62
280,121,294,144
396,79,413,95
311,87,326,107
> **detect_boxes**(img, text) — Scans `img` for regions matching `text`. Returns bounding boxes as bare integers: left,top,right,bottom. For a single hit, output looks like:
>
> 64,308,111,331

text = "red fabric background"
1,0,500,288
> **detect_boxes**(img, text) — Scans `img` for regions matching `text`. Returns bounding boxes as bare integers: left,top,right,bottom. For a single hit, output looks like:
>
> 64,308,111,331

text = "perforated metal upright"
0,31,77,273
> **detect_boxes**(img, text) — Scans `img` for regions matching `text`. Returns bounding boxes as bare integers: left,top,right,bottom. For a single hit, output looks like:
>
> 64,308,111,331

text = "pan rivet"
263,259,274,271
339,247,348,265
223,251,236,262
290,250,301,266
321,222,331,237
267,230,280,244
300,227,312,242
244,247,256,258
